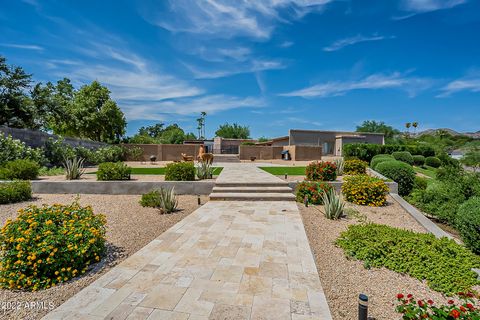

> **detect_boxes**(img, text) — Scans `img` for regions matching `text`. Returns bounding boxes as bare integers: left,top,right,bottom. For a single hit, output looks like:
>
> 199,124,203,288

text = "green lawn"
413,166,437,179
89,167,223,175
260,166,306,176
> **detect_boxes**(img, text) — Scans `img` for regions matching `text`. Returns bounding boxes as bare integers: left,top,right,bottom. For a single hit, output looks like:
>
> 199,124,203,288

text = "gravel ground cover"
0,194,206,320
298,195,463,320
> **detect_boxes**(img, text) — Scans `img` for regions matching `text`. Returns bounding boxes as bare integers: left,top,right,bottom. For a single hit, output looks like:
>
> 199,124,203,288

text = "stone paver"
43,164,332,320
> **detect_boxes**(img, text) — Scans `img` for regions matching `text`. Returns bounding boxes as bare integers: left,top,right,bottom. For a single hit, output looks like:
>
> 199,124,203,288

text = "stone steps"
212,186,292,193
209,192,295,201
212,154,240,163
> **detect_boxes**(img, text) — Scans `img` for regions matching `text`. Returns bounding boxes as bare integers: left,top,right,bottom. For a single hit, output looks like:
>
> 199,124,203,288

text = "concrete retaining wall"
31,181,215,195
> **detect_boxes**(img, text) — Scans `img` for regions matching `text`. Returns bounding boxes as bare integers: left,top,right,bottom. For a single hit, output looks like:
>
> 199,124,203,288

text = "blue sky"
1,0,480,138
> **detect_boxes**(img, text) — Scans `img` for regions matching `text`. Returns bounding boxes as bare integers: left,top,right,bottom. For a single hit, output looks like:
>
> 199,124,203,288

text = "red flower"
418,300,425,307
466,303,474,310
407,294,413,299
460,306,466,312
458,292,465,297
448,300,455,305
450,309,460,318
397,293,404,299
427,299,434,305
466,292,474,298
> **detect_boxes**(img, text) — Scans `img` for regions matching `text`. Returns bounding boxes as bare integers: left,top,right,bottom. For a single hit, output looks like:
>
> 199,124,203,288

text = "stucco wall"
239,146,283,160
123,144,201,161
290,145,323,161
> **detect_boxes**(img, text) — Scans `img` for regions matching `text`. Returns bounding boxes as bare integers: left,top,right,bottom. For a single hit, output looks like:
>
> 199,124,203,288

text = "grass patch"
260,166,306,176
413,165,437,179
88,167,223,175
336,223,480,295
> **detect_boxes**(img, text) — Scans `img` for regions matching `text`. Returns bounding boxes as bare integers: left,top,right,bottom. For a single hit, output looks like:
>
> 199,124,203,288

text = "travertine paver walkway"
44,164,332,320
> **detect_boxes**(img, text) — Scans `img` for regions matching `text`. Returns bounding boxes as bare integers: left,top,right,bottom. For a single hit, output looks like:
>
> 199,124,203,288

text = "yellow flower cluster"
342,174,389,207
0,201,106,291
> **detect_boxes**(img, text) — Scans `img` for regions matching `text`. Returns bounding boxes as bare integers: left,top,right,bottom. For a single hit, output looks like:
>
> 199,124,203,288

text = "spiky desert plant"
159,187,178,214
321,188,345,220
196,160,214,180
334,158,344,176
63,157,85,180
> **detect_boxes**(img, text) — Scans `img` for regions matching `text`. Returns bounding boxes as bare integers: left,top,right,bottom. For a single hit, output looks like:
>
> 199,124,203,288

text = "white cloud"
401,0,466,12
280,41,294,48
1,43,44,51
280,72,432,98
140,0,333,40
323,34,394,52
185,59,286,79
437,78,480,97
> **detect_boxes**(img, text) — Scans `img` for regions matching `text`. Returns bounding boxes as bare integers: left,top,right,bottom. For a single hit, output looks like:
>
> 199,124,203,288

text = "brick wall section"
123,144,201,161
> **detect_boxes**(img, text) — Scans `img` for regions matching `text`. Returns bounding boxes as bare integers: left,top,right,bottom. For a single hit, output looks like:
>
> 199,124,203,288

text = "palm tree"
201,111,207,139
412,122,418,135
405,122,411,137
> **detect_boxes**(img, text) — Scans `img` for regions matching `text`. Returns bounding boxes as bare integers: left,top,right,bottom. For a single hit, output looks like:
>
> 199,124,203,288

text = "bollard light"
304,196,308,207
284,173,288,180
197,195,201,205
358,293,368,320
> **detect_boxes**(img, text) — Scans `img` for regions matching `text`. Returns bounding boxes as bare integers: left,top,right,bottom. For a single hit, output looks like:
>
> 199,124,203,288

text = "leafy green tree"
258,136,270,142
215,123,250,139
138,123,164,138
356,120,400,139
0,56,36,128
462,149,480,172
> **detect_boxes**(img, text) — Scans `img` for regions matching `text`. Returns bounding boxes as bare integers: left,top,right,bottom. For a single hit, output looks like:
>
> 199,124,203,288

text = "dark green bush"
456,197,480,254
343,143,435,162
96,162,131,181
425,156,441,168
412,155,425,166
370,156,395,170
0,181,32,204
375,160,415,196
43,138,76,167
165,162,195,181
392,151,414,165
305,161,337,181
295,181,332,205
0,160,40,180
336,224,480,295
343,159,368,175
413,176,428,190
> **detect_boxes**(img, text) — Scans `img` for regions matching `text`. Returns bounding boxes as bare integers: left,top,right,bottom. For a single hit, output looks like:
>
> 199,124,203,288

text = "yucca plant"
321,188,345,220
158,187,178,214
63,157,86,180
334,158,344,176
196,160,214,180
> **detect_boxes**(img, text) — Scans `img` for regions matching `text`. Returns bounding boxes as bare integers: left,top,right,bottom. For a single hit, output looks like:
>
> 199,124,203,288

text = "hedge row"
343,143,435,162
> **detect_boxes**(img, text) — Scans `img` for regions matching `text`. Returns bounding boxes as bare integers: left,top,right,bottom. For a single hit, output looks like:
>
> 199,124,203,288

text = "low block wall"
123,144,201,161
239,146,283,160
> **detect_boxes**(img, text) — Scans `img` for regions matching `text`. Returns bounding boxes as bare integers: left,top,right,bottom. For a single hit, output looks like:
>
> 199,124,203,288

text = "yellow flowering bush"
342,175,389,206
0,201,106,291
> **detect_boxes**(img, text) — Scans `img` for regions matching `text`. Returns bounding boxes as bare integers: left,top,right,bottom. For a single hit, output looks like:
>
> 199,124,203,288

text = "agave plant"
158,187,178,214
321,188,345,220
196,160,214,180
63,157,86,180
334,158,344,176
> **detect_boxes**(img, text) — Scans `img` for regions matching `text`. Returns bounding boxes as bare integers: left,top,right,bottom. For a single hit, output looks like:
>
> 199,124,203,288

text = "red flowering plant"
395,292,480,319
295,181,332,205
305,161,337,181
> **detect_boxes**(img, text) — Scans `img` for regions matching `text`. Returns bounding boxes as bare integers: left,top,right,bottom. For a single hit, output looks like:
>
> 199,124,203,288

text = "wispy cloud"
280,72,433,98
437,78,480,97
185,59,286,79
401,0,466,13
323,34,394,52
280,41,294,48
1,43,44,51
139,0,333,40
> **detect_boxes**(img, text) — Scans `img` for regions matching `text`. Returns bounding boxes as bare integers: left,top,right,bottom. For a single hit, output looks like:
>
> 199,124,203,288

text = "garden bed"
298,195,471,320
0,194,205,319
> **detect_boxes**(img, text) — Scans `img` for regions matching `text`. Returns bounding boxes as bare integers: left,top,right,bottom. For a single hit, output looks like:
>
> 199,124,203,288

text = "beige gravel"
0,194,206,320
298,195,458,320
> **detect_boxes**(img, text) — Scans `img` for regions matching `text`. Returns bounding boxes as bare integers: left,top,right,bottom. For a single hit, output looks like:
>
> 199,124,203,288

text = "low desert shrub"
94,146,126,163
412,155,425,166
370,155,395,170
0,181,32,204
43,138,76,167
321,188,345,220
139,188,178,213
0,201,106,291
375,160,415,196
336,224,480,295
126,146,143,161
456,197,480,254
0,159,40,180
425,156,442,168
165,162,195,181
392,151,414,165
96,162,131,181
63,157,86,180
0,135,45,166
413,176,428,190
295,181,332,205
342,175,389,206
305,161,337,181
343,159,367,175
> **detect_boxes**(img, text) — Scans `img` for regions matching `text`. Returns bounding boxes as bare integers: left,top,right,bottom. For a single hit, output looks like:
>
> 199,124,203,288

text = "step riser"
210,196,294,201
215,183,288,188
212,188,292,194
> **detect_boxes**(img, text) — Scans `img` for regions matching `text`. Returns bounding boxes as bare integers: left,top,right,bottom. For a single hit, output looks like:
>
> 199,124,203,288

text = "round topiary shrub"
375,160,415,196
412,155,425,166
343,159,368,175
342,175,389,206
425,156,442,168
305,161,337,181
165,162,195,181
96,162,131,181
0,201,106,291
0,181,32,204
456,197,480,254
0,159,40,180
370,156,395,170
295,181,332,205
392,151,414,165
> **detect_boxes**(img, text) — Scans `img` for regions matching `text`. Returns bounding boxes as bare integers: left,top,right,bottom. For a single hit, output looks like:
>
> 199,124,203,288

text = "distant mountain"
415,128,480,139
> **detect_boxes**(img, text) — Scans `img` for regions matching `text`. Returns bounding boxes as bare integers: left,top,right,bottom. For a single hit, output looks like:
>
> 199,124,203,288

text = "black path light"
304,195,308,207
358,293,368,320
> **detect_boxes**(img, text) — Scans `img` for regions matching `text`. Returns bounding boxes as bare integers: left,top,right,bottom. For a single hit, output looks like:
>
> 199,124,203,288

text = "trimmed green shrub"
305,161,337,181
370,156,395,170
140,188,178,213
372,154,394,160
0,181,32,204
295,181,332,205
375,160,415,196
343,143,435,162
413,176,428,190
425,156,441,168
342,175,389,206
0,201,106,291
343,159,368,175
456,197,480,254
336,224,480,295
0,159,40,180
165,162,195,181
96,162,131,181
412,155,425,166
392,151,414,165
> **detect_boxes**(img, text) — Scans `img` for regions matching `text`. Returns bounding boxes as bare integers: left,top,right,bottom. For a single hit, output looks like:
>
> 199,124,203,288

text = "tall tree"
138,123,164,138
355,120,400,139
215,123,250,139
